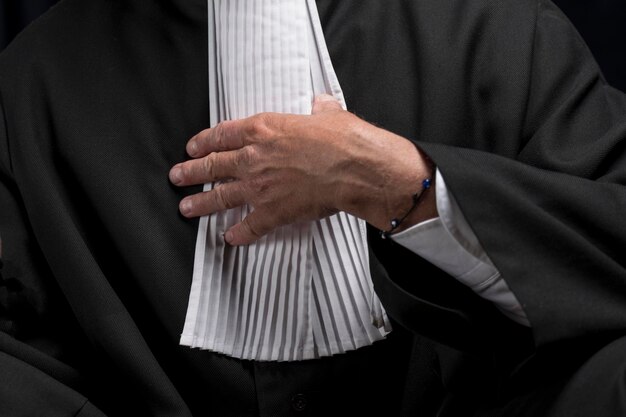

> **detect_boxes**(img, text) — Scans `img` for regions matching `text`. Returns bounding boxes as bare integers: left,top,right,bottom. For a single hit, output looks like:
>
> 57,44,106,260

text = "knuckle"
213,185,232,209
249,177,271,196
215,121,230,150
249,113,272,138
235,146,255,168
203,153,218,179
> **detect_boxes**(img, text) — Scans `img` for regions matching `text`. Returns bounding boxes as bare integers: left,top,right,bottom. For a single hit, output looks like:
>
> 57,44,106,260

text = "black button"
291,393,307,412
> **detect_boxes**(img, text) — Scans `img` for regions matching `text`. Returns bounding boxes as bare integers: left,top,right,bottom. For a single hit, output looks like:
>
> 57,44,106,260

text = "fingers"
225,210,274,246
187,113,275,158
186,120,246,158
179,186,277,247
169,149,242,186
179,181,247,218
311,94,343,115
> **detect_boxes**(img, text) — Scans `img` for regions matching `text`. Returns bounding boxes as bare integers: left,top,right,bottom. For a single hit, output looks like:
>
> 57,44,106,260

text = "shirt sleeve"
391,169,530,326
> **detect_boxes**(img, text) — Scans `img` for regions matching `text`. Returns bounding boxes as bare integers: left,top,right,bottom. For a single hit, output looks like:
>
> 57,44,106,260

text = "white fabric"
180,0,390,362
392,169,530,326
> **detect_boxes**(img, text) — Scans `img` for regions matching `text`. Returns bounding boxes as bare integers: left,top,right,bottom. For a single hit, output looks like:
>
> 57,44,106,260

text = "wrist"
380,174,436,238
330,121,437,231
384,172,438,234
359,148,438,231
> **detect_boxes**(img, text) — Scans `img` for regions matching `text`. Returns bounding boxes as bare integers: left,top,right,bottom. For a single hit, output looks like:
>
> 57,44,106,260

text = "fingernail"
224,230,234,244
170,166,183,185
180,199,192,216
187,141,198,157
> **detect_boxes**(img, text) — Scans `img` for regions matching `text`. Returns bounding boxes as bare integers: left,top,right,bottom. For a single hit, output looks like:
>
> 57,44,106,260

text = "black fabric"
3,0,626,93
1,0,626,416
0,0,59,50
321,0,626,414
252,329,412,416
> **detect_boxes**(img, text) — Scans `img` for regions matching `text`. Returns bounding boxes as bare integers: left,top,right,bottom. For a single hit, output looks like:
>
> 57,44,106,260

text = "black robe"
1,0,626,416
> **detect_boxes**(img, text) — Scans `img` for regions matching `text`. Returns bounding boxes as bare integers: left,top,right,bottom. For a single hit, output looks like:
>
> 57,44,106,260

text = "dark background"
0,0,625,92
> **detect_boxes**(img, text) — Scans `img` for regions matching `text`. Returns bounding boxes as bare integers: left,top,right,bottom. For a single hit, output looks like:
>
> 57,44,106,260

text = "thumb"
311,94,343,114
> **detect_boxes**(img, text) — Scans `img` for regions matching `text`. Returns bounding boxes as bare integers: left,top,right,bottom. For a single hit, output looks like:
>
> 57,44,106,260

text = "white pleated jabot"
180,0,391,362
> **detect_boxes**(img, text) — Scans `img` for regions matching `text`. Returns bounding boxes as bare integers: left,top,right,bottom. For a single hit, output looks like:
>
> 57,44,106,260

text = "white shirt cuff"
391,169,530,326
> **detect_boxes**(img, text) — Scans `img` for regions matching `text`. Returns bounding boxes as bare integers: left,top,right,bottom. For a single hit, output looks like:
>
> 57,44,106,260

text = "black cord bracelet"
380,178,432,239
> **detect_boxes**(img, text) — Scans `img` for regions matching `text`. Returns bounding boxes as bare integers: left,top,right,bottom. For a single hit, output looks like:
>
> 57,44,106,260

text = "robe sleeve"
0,86,107,417
417,0,626,348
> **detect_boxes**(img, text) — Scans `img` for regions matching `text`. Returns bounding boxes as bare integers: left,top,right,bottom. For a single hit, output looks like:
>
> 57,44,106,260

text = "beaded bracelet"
380,178,432,239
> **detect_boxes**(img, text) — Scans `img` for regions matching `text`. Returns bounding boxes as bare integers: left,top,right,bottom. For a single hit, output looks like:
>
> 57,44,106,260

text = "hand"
169,95,437,245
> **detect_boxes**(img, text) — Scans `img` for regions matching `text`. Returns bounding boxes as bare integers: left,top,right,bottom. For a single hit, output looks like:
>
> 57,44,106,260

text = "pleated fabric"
180,0,391,362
